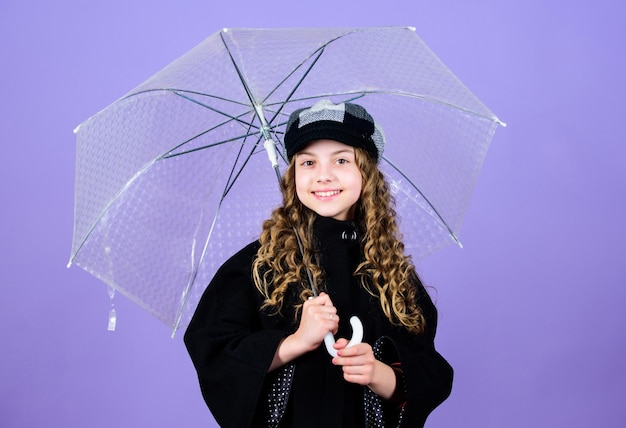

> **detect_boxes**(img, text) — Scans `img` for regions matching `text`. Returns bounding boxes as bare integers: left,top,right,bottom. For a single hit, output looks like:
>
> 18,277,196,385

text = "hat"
283,99,385,162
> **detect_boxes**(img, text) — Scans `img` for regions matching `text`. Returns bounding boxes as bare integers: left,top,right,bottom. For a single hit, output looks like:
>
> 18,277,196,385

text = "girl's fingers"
300,293,341,344
332,344,377,385
305,293,337,320
337,342,367,356
299,295,339,343
311,292,334,306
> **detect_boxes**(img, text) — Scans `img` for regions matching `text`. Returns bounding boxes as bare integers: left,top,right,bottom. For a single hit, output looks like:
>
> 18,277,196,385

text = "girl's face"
294,139,362,221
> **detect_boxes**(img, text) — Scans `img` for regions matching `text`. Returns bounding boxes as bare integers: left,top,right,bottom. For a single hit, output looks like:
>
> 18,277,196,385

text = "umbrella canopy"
69,26,505,334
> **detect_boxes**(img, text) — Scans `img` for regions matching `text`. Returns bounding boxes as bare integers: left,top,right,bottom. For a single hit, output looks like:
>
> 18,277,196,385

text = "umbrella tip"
449,232,463,249
407,26,416,32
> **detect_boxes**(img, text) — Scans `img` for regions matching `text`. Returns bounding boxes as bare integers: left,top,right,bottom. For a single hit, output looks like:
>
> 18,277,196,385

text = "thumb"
334,337,349,349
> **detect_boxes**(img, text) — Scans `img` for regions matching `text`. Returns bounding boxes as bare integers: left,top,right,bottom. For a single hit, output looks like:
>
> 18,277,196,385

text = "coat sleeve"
184,243,287,428
365,281,453,428
394,284,454,427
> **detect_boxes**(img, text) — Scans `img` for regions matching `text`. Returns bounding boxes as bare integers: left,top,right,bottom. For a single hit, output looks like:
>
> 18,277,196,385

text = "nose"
316,163,334,182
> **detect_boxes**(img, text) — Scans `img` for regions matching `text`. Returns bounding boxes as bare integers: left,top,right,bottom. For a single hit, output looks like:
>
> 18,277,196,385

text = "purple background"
2,1,624,427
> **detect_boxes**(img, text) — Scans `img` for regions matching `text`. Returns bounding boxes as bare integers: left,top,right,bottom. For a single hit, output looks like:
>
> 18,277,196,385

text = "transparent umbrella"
68,26,505,335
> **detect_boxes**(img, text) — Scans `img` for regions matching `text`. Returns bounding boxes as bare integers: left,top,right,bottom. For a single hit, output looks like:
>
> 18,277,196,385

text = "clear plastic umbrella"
68,26,505,334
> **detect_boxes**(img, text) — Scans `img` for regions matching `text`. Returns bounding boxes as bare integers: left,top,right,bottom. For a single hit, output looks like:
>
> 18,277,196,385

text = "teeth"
315,190,340,197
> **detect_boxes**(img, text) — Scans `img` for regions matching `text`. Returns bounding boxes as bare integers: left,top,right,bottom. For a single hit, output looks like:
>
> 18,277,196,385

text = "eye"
336,158,348,165
300,159,314,167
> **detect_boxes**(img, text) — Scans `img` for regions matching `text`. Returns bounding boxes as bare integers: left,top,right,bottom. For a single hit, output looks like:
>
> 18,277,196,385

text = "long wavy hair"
252,147,426,334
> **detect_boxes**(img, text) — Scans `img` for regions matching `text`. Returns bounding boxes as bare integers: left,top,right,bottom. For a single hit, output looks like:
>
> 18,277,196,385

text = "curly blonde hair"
252,147,426,334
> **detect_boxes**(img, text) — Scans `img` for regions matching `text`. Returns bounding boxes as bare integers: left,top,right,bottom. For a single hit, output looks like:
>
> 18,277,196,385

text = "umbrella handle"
323,316,363,357
263,138,279,168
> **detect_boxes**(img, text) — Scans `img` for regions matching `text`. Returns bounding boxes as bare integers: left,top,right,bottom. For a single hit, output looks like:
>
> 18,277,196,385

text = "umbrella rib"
68,158,160,265
74,89,251,133
217,31,280,199
261,28,362,105
383,156,462,247
220,29,353,110
120,88,250,108
261,45,326,107
265,88,502,126
259,29,367,129
117,89,273,158
221,131,264,199
220,31,260,110
193,33,264,198
218,28,363,135
159,91,260,159
173,188,225,334
170,90,260,129
162,132,258,159
261,47,327,136
367,90,504,124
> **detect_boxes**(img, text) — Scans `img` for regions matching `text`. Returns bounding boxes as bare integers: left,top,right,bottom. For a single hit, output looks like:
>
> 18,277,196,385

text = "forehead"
295,139,355,156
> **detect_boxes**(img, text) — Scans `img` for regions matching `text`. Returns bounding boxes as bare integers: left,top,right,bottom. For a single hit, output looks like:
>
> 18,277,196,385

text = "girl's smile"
312,190,341,198
294,139,362,221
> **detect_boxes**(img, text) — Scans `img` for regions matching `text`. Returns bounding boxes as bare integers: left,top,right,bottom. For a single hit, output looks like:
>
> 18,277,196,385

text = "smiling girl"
184,100,453,428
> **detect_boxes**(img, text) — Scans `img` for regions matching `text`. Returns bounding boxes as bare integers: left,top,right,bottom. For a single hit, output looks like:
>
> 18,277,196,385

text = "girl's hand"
269,293,338,372
293,292,339,352
332,339,377,385
332,339,398,400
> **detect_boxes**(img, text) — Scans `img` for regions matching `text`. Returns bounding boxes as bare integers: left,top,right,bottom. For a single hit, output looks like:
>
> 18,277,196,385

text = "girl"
184,100,453,427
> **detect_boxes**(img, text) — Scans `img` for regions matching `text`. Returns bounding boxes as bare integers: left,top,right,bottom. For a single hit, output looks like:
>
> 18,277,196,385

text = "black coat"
185,217,453,427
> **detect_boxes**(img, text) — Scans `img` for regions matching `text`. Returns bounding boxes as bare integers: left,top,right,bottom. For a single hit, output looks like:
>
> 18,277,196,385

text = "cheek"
351,171,364,194
294,172,307,198
353,182,363,203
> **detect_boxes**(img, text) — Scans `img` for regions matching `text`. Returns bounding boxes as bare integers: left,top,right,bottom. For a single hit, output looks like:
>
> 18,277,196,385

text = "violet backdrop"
1,1,624,427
